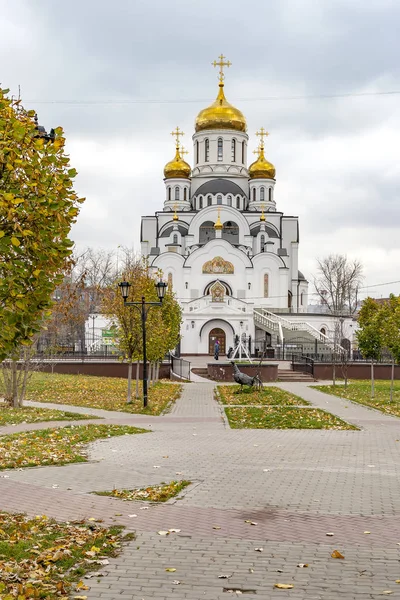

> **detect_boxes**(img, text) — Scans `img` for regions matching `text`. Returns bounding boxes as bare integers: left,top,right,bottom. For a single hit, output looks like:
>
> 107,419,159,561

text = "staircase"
253,308,344,352
277,369,315,382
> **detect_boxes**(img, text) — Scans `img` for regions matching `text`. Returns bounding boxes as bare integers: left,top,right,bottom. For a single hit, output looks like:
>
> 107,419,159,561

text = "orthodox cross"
212,54,232,83
180,146,189,158
256,127,269,147
171,126,184,147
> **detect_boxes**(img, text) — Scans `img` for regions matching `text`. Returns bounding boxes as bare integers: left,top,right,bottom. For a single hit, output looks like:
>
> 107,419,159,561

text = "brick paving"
2,381,400,598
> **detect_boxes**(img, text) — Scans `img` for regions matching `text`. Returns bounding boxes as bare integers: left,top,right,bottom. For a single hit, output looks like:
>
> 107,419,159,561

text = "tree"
0,87,84,364
357,297,383,398
314,254,363,316
379,295,400,403
102,260,181,404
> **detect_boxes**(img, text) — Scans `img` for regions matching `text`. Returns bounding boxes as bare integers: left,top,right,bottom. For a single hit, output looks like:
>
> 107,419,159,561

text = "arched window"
231,139,236,162
205,139,209,162
300,292,304,306
227,195,232,206
288,291,293,309
263,274,269,298
168,187,171,201
269,188,272,201
196,141,199,164
173,234,178,244
168,273,173,289
260,234,265,252
252,188,256,202
236,196,240,209
320,327,326,336
184,188,187,201
217,195,222,205
175,187,180,201
207,195,212,206
241,141,245,163
222,221,239,244
217,138,223,161
260,187,265,201
199,221,215,244
199,196,203,209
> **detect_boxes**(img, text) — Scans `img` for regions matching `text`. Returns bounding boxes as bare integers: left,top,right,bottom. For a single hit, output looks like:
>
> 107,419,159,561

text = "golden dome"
195,83,247,133
248,145,276,179
164,146,191,179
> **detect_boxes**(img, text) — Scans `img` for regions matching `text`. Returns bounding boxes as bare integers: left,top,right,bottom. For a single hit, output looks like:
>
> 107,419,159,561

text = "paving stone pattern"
1,381,400,598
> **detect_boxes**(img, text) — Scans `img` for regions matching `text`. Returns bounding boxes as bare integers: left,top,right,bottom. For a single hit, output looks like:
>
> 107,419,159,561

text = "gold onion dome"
248,145,276,179
164,146,191,179
195,83,247,133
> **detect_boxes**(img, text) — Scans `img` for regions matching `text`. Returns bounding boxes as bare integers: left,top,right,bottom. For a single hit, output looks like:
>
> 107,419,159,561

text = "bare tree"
314,254,363,316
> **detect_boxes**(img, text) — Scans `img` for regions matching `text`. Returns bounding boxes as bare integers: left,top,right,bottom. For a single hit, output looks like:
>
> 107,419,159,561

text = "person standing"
214,339,220,360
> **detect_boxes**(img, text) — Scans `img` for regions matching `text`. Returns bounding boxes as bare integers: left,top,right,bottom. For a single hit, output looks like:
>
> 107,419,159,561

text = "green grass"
93,480,191,502
217,385,309,406
18,371,182,415
225,406,358,429
0,423,149,470
0,511,129,598
314,379,400,417
0,405,97,426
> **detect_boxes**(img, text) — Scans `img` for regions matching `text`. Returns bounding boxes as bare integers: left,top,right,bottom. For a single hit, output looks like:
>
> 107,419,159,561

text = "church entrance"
209,328,226,355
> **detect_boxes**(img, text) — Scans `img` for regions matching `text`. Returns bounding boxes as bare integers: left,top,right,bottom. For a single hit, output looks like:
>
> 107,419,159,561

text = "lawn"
0,405,96,426
93,480,191,502
0,511,129,599
22,372,182,415
0,423,149,470
217,385,309,406
225,407,357,429
314,380,400,418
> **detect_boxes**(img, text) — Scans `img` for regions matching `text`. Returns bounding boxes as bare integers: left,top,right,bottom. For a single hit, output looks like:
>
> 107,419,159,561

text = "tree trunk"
390,358,394,403
127,361,133,404
156,361,160,382
12,360,18,408
19,359,31,407
135,361,140,399
149,362,153,387
332,357,336,387
371,359,375,399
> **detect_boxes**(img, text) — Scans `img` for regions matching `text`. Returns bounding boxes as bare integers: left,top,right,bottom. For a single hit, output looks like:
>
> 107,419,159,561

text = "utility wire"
26,90,400,106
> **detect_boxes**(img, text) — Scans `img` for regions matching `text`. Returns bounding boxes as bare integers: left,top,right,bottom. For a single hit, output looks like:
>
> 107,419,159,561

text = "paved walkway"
1,382,400,598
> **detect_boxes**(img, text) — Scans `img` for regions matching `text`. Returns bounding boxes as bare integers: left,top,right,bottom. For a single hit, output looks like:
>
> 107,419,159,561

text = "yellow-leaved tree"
102,260,181,404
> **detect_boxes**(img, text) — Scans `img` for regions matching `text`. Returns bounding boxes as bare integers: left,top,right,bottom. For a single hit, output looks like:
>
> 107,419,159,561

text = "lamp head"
118,281,131,301
155,280,168,302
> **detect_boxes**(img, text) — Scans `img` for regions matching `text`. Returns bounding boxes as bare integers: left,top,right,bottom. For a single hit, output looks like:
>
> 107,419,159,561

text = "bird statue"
231,362,263,391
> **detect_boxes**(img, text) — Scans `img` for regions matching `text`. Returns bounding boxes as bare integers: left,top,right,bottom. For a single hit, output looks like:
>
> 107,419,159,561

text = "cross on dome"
256,127,269,147
171,126,184,147
180,146,189,157
211,54,232,83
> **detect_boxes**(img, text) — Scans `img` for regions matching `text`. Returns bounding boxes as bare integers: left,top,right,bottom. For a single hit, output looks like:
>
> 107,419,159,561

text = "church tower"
140,56,310,356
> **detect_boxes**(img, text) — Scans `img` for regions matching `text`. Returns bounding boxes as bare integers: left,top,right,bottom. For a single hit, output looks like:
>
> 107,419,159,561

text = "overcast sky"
1,0,399,299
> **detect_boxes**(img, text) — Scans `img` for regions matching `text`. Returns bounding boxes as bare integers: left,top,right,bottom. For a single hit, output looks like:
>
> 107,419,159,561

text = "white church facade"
141,56,353,356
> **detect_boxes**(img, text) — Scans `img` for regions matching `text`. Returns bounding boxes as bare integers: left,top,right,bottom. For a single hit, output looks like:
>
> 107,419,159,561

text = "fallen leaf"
88,518,96,521
158,531,170,536
213,526,221,530
326,532,334,536
254,547,263,552
274,584,294,589
364,531,371,534
331,550,344,559
74,597,88,600
153,465,160,468
297,563,308,568
168,528,181,533
165,568,176,572
382,592,393,595
396,580,400,584
172,580,181,584
128,514,137,518
249,568,254,573
218,574,232,579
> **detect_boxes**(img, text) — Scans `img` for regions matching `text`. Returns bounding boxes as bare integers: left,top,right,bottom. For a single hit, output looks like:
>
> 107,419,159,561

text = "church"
140,56,349,356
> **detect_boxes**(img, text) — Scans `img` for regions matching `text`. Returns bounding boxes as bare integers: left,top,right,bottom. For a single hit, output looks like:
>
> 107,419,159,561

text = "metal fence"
170,354,191,380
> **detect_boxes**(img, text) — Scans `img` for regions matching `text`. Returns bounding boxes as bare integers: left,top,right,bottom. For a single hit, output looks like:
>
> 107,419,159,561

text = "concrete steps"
277,369,315,382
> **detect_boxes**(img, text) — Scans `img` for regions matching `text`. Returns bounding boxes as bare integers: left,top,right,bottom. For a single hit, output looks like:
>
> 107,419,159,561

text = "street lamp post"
118,279,167,408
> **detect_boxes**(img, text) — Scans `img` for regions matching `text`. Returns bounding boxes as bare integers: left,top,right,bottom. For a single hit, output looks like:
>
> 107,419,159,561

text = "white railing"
185,295,250,313
253,308,345,351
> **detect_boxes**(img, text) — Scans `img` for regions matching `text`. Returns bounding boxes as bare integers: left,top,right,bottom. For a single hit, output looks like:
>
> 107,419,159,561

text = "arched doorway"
209,328,226,355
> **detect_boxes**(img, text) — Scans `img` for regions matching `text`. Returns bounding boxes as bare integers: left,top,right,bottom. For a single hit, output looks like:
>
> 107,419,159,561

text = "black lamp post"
118,279,167,408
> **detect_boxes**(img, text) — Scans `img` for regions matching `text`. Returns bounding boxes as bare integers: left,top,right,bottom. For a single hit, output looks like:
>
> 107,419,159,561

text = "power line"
26,89,400,106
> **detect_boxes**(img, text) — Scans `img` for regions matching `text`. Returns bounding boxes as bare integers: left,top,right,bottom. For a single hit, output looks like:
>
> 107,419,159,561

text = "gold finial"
171,126,185,147
260,202,266,222
212,54,232,84
214,207,223,230
180,146,189,158
173,203,179,221
256,127,269,148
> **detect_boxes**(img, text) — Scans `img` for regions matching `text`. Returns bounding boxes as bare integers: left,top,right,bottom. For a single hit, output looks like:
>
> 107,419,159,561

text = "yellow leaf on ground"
274,583,294,589
331,550,345,559
166,568,176,572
